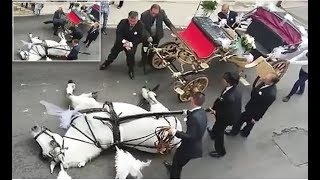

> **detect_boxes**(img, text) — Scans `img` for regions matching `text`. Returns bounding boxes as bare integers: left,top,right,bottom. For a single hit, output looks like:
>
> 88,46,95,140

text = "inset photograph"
13,1,101,61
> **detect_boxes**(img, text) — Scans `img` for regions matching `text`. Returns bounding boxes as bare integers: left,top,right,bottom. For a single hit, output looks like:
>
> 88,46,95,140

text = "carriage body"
65,3,100,30
151,6,306,102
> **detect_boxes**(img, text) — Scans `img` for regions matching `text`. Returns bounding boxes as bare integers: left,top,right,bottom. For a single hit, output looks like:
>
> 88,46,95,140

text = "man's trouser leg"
102,44,122,68
102,12,108,33
214,125,227,155
170,152,190,179
230,112,247,135
125,47,137,73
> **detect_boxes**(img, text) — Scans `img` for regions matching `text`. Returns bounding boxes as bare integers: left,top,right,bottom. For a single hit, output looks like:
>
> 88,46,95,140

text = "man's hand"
251,119,256,124
147,36,153,43
167,127,176,136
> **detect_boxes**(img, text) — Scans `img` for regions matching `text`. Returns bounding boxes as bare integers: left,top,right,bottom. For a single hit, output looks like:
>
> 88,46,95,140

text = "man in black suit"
53,7,66,35
206,72,242,158
83,22,100,48
164,92,207,179
99,11,145,80
66,39,80,60
218,4,238,29
140,4,175,68
225,72,279,137
68,26,83,42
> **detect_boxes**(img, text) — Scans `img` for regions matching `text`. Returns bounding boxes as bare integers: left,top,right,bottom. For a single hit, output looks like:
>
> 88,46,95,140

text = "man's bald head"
221,4,230,15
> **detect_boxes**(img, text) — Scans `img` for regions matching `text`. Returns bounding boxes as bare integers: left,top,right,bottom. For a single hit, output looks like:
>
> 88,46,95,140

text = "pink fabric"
177,21,217,59
251,7,301,45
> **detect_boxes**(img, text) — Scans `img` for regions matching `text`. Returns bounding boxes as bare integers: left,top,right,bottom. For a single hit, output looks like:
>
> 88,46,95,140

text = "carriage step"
239,77,250,86
174,87,185,95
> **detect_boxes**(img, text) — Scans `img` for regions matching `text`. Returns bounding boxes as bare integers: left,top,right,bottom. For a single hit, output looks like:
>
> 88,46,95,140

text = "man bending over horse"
53,7,66,36
164,92,207,179
66,39,80,60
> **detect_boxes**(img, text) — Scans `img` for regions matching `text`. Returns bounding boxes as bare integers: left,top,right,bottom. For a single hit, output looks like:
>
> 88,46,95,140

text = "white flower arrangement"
241,34,256,52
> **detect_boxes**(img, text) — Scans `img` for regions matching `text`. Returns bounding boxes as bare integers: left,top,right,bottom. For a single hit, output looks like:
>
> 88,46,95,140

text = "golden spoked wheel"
178,75,209,102
177,49,196,65
253,59,289,88
151,42,179,69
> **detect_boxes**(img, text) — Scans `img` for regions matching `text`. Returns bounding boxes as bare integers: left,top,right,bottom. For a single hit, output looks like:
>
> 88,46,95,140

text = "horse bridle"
62,101,180,154
34,126,67,162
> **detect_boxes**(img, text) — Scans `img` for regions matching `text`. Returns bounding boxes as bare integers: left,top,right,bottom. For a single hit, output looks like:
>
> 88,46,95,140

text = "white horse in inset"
18,32,71,61
31,80,183,178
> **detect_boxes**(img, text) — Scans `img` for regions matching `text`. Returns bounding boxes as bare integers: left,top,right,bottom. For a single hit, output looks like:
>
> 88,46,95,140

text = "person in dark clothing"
139,4,175,71
83,22,100,48
53,7,66,35
225,72,279,137
218,4,238,29
164,92,207,179
110,1,124,9
66,39,80,60
69,3,74,10
206,72,242,158
68,26,83,42
99,11,145,80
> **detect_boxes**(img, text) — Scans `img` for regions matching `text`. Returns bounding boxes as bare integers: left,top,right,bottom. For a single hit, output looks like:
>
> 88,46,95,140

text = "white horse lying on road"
18,32,71,61
31,80,183,178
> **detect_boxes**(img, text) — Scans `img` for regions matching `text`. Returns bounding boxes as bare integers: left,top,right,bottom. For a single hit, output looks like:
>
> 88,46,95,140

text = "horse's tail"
20,40,32,49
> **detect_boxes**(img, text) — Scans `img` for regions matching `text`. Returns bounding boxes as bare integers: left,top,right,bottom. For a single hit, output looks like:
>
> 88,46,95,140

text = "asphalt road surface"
12,62,308,178
13,15,100,61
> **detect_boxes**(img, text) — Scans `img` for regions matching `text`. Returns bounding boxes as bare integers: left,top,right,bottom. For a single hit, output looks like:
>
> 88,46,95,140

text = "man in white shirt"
164,92,207,179
283,50,308,102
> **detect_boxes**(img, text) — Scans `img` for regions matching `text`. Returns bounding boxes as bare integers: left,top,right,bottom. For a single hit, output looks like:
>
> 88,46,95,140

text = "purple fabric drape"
251,7,301,45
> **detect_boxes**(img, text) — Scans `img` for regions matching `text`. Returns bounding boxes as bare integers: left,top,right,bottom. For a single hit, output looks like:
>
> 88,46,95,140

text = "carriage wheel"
151,42,179,69
253,59,290,88
178,75,209,102
177,49,196,65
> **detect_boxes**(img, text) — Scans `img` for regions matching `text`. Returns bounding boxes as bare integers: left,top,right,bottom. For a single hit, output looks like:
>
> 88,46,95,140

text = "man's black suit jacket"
87,26,100,41
174,108,207,159
212,86,242,127
140,9,174,40
218,10,238,29
71,28,83,40
245,83,277,121
67,44,80,60
115,19,145,48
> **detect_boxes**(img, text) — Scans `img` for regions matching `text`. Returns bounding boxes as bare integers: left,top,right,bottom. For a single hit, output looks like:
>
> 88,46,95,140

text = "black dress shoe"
99,63,107,70
225,131,237,136
163,161,172,172
128,71,134,79
209,151,225,158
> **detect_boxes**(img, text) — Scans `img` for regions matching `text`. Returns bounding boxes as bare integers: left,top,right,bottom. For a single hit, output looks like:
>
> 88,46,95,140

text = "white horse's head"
18,49,29,60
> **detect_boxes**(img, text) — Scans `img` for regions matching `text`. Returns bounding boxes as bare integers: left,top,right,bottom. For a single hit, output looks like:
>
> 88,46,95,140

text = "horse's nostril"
32,126,37,130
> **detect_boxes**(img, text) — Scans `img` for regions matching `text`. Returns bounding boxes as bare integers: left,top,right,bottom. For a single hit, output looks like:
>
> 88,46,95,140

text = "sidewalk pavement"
13,1,308,28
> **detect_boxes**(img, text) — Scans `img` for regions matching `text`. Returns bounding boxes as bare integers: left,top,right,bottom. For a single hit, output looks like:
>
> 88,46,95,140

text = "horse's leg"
141,87,168,112
66,80,76,96
116,171,129,179
50,161,57,174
